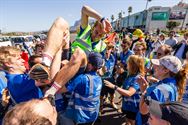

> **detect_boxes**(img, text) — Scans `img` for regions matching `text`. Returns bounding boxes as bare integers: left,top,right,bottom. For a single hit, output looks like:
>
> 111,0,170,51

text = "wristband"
52,82,61,90
45,82,62,96
100,17,105,23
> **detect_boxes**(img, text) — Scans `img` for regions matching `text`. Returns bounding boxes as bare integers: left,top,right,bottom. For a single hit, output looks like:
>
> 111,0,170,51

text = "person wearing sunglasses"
151,33,166,57
133,42,150,71
3,95,57,125
119,37,134,69
29,5,112,98
156,44,172,59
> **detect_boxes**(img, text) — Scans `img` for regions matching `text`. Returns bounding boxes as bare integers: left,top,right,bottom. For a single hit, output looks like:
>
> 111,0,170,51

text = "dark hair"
159,44,172,55
169,64,188,101
28,54,42,68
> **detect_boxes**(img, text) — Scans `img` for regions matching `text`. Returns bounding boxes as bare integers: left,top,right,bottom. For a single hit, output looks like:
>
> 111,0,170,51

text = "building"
145,6,170,32
112,1,188,32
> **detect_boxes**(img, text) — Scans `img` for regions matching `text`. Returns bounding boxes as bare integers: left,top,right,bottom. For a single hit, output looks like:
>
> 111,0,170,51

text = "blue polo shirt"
102,54,116,79
122,74,141,113
6,73,43,103
120,50,134,66
146,77,178,102
136,77,178,125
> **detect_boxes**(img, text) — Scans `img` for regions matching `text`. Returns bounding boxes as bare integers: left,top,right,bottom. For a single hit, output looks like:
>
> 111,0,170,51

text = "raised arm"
81,5,112,33
81,5,102,29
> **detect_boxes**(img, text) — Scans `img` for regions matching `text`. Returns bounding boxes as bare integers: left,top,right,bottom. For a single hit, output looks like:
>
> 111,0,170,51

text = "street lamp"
181,6,188,30
127,6,132,28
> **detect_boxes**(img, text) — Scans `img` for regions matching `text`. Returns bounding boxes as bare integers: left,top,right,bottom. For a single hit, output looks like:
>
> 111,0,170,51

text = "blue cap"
88,52,104,69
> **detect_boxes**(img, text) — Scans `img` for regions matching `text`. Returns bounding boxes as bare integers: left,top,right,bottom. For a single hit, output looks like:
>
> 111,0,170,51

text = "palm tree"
118,12,122,19
127,6,132,27
111,15,115,22
128,6,132,13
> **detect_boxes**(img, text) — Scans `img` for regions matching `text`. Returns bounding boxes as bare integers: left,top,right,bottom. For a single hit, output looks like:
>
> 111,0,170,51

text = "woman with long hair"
104,55,145,125
137,55,187,124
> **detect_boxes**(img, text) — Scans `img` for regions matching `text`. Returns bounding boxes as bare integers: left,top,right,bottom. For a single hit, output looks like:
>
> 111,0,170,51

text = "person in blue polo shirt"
59,52,103,125
100,44,117,113
119,38,134,68
0,46,50,104
104,55,145,125
136,55,187,125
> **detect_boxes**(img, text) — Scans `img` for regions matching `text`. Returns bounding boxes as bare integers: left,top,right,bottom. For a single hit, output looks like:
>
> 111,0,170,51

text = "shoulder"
72,74,88,82
10,74,34,84
77,25,91,36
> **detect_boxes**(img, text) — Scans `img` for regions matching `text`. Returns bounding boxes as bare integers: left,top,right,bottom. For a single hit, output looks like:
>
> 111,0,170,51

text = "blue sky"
0,0,182,32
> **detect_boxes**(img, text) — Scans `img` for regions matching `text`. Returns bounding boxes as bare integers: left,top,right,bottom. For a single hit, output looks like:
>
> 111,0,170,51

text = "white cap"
151,55,182,74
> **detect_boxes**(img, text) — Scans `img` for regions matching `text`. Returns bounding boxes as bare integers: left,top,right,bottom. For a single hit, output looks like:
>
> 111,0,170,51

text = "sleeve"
66,75,82,93
14,74,37,94
130,77,140,91
149,89,165,102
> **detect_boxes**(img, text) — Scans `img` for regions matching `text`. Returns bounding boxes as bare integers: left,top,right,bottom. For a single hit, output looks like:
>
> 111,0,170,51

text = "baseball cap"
151,55,182,73
145,97,188,125
88,52,104,69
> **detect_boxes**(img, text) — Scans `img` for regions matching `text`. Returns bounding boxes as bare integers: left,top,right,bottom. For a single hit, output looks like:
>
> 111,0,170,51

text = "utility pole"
181,6,188,30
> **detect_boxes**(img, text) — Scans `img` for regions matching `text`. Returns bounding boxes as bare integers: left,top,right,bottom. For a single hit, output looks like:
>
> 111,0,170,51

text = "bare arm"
54,48,87,85
81,5,102,29
116,86,137,97
104,80,136,97
45,47,87,96
139,93,149,115
50,47,63,79
137,76,150,115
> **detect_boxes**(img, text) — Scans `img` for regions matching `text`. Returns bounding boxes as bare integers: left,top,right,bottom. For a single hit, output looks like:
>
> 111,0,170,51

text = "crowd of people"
0,5,188,125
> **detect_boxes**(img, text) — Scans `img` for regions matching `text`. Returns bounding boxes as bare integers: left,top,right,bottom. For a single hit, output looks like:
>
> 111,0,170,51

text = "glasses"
121,42,130,47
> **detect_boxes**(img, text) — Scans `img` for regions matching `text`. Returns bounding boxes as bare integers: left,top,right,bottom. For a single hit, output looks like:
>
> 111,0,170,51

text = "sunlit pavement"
94,92,126,125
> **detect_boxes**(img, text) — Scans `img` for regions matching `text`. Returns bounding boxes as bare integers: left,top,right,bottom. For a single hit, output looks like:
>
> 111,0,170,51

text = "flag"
103,32,117,44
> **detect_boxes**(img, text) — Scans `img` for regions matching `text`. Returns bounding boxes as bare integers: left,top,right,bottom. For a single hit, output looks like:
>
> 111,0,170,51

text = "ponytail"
173,64,188,101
